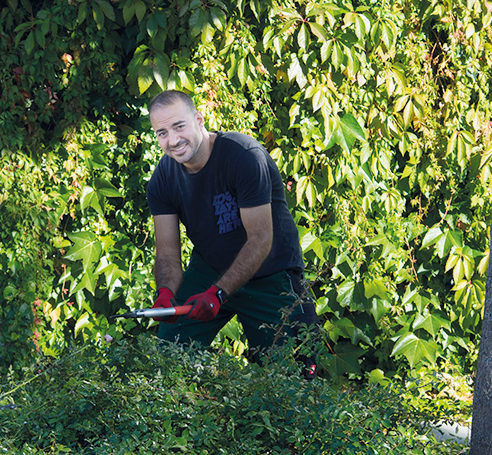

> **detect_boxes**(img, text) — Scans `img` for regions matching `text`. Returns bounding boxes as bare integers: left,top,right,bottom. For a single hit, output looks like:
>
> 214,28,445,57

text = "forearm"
154,254,183,294
215,235,272,295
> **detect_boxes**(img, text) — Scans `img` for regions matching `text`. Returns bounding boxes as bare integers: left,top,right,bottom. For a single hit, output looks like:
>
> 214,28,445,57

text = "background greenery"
0,0,491,382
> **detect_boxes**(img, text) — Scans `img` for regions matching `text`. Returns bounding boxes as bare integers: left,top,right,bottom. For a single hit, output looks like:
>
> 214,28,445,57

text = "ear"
195,111,205,127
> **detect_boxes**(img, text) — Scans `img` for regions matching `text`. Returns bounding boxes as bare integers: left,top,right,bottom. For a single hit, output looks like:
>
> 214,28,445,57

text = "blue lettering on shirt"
213,192,242,234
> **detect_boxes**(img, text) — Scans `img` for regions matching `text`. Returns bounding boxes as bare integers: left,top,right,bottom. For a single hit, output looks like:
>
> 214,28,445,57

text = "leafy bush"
1,0,491,379
0,336,468,454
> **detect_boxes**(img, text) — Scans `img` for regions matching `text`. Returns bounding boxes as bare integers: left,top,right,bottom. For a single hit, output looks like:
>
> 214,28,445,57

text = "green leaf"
331,41,344,69
367,369,390,386
478,250,490,276
189,9,208,37
329,342,364,376
391,333,439,367
369,298,390,323
446,130,458,156
381,22,395,50
34,27,45,49
97,0,115,21
334,318,373,346
80,186,103,214
295,175,309,204
403,98,414,128
92,4,105,30
320,40,332,62
297,23,310,50
340,113,365,142
122,1,135,24
24,31,34,54
305,180,316,207
94,178,121,198
97,262,125,301
334,114,365,153
154,10,167,28
201,23,215,45
137,60,155,94
435,231,453,258
167,70,179,90
65,232,102,272
364,279,389,299
421,226,443,249
393,95,409,113
355,14,371,39
250,0,261,20
74,312,91,338
210,7,226,30
219,316,243,341
412,313,451,337
151,28,167,53
77,3,88,23
179,70,195,91
309,22,329,41
146,15,158,38
337,279,355,308
237,58,247,86
300,230,324,259
445,252,460,272
153,53,170,90
134,0,146,23
448,229,463,248
73,270,98,296
287,55,307,88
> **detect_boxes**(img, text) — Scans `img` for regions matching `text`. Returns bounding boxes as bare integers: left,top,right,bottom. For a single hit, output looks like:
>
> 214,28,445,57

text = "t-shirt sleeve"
146,165,178,216
233,146,272,208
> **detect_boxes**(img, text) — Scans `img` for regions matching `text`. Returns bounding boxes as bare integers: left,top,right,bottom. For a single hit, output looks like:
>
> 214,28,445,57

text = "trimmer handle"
112,305,193,319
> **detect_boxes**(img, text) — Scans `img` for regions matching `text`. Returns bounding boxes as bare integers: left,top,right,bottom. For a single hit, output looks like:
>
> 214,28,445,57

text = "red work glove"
185,285,227,322
152,287,177,323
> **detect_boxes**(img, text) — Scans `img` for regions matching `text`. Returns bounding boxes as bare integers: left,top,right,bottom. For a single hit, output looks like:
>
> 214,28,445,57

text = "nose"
167,129,180,146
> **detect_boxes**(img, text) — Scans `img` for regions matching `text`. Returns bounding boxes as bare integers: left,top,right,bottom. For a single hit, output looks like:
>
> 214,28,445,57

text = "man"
146,90,318,378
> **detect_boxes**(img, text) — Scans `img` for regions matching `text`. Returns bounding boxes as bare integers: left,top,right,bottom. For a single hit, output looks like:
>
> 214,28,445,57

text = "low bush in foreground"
0,335,468,454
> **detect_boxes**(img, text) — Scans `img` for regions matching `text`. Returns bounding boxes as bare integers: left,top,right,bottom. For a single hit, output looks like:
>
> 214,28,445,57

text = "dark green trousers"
157,253,315,359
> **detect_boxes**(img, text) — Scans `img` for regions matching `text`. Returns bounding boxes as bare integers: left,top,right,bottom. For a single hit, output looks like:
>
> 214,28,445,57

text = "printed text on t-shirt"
213,192,242,234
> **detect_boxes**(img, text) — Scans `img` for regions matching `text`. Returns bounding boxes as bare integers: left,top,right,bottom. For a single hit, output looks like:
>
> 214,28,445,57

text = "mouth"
169,142,188,155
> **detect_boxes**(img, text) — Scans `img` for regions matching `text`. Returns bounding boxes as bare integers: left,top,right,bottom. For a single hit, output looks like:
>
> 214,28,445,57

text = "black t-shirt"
146,131,304,278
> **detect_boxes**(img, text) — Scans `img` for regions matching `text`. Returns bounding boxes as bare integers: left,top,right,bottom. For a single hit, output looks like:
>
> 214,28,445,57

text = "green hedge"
0,336,468,454
1,0,491,378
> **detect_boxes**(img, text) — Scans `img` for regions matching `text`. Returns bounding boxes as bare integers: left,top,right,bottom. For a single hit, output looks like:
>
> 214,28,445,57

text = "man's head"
149,90,208,172
149,90,197,116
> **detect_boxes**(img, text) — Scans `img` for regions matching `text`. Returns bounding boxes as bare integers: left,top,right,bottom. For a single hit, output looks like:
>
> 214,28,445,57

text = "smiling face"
150,100,208,172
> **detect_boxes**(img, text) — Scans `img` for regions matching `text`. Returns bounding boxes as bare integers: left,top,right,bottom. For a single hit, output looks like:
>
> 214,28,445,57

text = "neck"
184,130,216,174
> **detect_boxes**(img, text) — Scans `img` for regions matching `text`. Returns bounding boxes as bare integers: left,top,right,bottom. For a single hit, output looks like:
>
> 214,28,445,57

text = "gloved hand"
185,285,226,322
152,287,178,322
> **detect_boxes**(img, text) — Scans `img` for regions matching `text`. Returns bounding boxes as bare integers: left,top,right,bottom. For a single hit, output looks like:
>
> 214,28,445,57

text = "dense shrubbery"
0,336,469,454
0,0,491,381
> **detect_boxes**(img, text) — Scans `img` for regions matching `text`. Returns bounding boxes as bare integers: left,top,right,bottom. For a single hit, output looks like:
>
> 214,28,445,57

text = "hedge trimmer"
112,305,192,319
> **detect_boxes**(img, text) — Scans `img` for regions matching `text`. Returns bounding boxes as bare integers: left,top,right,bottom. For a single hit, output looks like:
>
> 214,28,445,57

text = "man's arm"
153,214,183,294
215,203,273,295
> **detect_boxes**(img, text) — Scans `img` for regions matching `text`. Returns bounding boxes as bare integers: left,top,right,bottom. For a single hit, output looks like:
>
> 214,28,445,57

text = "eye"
157,131,167,138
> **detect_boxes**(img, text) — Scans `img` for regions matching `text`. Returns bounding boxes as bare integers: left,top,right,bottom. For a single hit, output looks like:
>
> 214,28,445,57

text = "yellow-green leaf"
74,312,91,338
308,22,329,42
297,23,310,50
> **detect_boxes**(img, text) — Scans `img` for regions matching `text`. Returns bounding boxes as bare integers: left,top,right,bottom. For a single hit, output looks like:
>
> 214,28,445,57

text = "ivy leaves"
2,0,491,378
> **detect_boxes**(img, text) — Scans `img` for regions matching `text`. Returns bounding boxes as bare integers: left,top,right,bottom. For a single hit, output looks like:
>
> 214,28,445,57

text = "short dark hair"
149,90,197,114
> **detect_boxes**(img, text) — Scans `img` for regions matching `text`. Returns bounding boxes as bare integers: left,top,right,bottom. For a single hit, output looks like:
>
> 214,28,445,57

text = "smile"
170,142,188,154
